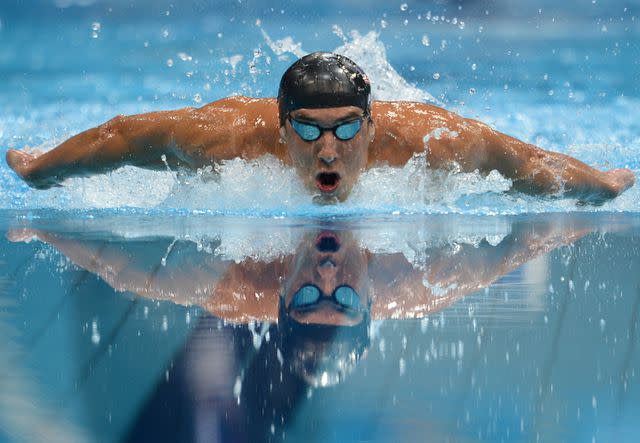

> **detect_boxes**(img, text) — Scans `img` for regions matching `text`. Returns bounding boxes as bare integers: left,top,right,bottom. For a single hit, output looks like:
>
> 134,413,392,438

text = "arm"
8,228,283,322
369,217,593,319
6,96,282,189
473,119,635,203
371,101,635,204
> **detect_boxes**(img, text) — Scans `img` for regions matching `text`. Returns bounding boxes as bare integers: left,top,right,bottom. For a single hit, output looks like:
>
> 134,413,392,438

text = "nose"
317,132,339,165
317,258,337,293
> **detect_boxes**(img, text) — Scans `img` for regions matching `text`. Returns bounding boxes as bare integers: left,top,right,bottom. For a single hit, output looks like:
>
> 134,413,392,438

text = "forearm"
479,124,635,203
16,113,175,187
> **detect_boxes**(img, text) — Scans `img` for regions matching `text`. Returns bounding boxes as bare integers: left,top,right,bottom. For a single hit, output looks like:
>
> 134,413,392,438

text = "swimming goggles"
289,117,364,142
289,284,364,312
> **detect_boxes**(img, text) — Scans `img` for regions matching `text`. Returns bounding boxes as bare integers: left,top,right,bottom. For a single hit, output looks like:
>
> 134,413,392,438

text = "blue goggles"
289,117,365,142
289,284,364,312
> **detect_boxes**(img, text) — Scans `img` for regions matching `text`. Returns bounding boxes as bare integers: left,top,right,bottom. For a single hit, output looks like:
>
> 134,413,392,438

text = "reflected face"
281,106,375,203
283,231,370,326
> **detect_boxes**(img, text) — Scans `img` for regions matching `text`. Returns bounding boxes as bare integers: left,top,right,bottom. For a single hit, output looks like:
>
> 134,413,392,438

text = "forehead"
290,106,365,125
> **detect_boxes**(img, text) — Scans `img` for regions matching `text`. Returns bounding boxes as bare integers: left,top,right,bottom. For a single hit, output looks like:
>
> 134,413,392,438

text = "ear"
367,118,376,143
279,125,287,144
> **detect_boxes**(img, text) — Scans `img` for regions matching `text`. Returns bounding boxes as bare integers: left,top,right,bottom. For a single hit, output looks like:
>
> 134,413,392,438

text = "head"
278,52,375,203
278,229,371,386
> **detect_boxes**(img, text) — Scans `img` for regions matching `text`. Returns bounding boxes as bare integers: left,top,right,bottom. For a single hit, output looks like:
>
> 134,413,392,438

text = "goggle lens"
290,284,362,310
335,120,361,140
291,285,321,307
334,286,361,309
290,119,321,141
290,118,363,142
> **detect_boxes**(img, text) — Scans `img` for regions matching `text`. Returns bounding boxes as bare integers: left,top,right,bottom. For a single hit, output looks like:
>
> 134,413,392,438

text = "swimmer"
5,52,635,204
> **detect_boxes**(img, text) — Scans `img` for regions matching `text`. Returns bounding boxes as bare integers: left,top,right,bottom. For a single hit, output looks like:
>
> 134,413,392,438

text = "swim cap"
278,52,371,125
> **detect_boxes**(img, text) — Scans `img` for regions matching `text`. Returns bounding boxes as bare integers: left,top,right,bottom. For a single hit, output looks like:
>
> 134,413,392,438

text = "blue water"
1,0,639,216
1,2,640,443
1,212,640,443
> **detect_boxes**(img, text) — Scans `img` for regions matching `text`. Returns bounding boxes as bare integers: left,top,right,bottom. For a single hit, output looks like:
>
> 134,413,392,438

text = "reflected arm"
9,229,284,322
369,218,593,319
9,230,229,306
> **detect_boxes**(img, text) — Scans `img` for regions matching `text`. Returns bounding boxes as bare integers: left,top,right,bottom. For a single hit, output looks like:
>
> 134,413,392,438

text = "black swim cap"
278,52,371,125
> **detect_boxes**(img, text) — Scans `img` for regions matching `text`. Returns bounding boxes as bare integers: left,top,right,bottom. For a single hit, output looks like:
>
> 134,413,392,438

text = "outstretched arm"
371,102,635,204
475,120,635,204
5,96,281,189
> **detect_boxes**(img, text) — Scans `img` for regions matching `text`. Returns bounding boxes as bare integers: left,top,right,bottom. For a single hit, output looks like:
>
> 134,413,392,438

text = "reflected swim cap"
278,52,371,125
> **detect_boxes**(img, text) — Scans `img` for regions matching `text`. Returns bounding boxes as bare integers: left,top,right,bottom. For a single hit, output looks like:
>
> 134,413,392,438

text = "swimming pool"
1,1,639,442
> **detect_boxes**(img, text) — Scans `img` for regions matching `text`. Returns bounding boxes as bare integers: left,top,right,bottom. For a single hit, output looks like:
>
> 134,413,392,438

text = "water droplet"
177,52,192,62
421,34,430,46
91,320,101,345
91,22,101,39
400,3,408,11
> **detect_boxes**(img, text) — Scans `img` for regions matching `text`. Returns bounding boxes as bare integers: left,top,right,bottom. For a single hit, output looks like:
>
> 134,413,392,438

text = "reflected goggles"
289,284,364,312
289,116,366,142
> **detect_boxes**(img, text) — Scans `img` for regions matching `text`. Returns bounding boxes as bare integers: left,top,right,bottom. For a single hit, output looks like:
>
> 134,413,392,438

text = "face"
283,230,370,326
281,106,375,203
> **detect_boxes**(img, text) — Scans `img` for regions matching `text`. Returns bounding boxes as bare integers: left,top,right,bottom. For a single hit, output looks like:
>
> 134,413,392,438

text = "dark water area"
0,212,639,442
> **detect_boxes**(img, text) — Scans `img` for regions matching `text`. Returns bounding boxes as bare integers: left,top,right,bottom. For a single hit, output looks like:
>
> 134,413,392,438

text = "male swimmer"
5,52,635,204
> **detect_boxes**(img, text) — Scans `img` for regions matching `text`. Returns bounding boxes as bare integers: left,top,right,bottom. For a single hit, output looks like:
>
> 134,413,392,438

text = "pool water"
1,213,640,442
1,1,639,442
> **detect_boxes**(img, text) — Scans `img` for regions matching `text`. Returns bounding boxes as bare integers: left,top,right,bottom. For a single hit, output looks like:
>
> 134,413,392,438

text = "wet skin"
5,96,636,204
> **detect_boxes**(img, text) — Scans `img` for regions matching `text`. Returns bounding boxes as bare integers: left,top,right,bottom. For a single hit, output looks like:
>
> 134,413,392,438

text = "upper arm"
103,96,282,169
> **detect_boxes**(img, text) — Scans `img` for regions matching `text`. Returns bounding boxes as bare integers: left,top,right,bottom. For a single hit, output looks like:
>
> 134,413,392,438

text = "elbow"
99,115,126,139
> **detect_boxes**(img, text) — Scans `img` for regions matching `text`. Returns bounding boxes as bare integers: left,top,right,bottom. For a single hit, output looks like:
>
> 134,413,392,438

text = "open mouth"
316,231,340,252
316,172,340,193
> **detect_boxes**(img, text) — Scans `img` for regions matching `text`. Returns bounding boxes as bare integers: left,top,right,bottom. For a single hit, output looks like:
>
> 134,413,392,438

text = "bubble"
166,58,174,67
471,63,477,71
193,93,202,104
380,19,388,28
177,52,192,62
91,320,100,345
90,21,101,39
400,3,408,11
162,29,169,38
469,88,476,95
421,35,430,46
432,72,440,80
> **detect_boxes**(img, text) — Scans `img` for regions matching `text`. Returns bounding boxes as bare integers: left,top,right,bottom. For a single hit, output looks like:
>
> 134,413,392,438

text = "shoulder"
201,95,277,111
371,100,465,126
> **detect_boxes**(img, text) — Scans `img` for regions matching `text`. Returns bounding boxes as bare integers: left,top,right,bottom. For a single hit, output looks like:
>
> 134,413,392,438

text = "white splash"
332,27,437,103
259,28,306,59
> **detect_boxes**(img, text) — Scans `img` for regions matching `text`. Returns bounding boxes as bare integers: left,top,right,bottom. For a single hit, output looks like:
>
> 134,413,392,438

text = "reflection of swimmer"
6,52,634,204
9,217,595,386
